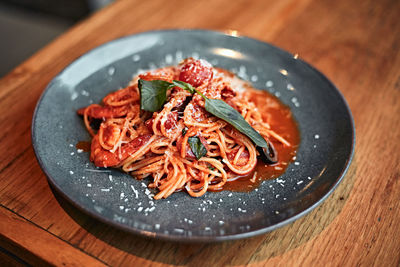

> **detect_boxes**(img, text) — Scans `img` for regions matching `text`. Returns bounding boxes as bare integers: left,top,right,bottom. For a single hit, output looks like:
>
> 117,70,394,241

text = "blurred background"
0,0,114,77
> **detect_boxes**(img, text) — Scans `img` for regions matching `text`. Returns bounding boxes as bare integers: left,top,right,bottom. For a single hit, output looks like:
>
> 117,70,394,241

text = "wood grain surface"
1,0,399,265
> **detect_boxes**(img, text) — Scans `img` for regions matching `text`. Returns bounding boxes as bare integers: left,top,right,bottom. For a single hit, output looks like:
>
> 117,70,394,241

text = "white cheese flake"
165,54,173,64
266,80,274,87
81,90,90,96
71,92,78,101
108,67,115,76
130,185,139,198
132,54,140,62
251,75,258,82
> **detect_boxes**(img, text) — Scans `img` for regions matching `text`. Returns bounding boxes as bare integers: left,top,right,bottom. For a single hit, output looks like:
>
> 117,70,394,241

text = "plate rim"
32,29,355,242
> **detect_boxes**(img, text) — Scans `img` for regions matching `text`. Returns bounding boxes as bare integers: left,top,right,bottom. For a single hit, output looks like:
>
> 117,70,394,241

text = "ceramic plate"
32,29,355,242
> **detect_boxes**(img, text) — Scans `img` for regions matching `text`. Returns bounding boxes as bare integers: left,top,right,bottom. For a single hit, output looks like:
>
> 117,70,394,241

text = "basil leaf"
204,98,269,148
188,136,207,160
172,80,196,94
138,79,197,112
138,79,174,112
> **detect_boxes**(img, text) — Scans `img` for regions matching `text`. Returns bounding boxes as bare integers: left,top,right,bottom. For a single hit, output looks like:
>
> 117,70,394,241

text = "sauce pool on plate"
214,90,300,192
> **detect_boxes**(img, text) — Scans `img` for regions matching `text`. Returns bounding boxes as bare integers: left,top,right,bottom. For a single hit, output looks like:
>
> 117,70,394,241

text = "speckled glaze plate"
32,29,355,242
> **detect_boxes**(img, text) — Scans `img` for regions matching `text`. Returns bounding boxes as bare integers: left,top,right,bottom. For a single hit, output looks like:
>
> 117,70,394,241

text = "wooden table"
1,0,399,265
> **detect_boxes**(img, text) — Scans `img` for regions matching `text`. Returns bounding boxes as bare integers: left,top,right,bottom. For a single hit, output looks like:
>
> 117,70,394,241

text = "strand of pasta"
109,113,133,153
186,171,210,197
199,157,227,190
220,129,257,175
155,155,187,199
102,85,139,106
120,135,159,169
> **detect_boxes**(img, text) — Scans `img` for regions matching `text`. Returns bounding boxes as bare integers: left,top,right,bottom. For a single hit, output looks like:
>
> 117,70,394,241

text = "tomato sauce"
76,141,91,152
216,90,300,192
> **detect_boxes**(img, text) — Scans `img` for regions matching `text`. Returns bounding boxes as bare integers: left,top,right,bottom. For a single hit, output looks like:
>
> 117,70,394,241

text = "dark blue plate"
32,29,355,242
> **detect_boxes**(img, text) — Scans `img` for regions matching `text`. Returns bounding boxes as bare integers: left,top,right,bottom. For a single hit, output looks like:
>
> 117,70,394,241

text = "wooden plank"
0,246,30,267
0,206,105,266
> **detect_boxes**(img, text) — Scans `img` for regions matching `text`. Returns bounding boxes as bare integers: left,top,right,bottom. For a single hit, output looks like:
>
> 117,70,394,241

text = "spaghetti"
77,58,299,199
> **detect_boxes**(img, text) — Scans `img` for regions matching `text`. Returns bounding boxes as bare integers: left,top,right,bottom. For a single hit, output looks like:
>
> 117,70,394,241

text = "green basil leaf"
138,79,198,112
188,136,207,160
172,80,196,94
204,98,269,148
138,79,174,112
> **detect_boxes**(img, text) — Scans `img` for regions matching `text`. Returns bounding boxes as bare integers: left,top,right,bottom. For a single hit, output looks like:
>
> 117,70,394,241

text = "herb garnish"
188,136,207,160
138,79,271,150
138,79,174,112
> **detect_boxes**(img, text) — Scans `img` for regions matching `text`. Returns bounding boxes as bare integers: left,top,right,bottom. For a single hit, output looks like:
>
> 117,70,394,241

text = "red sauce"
215,90,300,192
76,141,91,152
